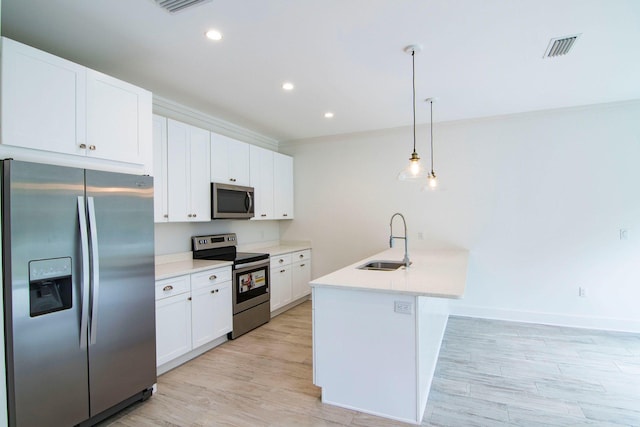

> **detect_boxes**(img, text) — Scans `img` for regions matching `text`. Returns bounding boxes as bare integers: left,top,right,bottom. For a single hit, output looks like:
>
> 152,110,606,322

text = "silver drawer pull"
279,259,284,263
283,213,288,217
300,263,306,267
261,214,267,217
299,254,304,258
230,178,236,182
211,289,219,294
209,275,217,280
280,269,286,273
79,143,87,149
89,145,96,151
162,285,173,292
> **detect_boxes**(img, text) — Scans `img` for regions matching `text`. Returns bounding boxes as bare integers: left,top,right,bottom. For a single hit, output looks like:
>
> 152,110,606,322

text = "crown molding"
153,95,279,151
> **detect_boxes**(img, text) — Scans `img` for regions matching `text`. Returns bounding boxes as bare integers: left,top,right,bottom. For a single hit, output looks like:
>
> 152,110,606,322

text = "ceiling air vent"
155,0,212,13
544,34,580,58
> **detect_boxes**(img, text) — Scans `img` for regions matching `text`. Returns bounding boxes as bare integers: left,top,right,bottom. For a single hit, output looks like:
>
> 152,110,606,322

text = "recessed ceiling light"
205,29,223,41
324,112,334,119
282,82,294,91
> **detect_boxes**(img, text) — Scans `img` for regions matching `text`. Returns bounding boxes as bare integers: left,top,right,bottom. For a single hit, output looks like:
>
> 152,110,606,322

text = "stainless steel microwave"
211,183,255,219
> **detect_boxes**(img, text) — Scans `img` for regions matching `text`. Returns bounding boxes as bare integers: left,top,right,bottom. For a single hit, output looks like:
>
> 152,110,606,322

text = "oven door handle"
235,259,269,270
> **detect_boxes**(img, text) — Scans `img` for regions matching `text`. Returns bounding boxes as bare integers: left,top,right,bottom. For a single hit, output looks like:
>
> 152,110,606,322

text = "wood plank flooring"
100,301,640,426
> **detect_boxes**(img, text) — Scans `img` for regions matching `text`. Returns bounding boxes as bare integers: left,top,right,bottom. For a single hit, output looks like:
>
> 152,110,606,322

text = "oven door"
233,259,270,314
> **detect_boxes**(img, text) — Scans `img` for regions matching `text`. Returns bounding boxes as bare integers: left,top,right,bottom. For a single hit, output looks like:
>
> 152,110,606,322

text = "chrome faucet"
389,213,410,267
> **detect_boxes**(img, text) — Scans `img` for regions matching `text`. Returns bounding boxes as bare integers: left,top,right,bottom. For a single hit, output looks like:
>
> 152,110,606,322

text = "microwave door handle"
246,192,253,213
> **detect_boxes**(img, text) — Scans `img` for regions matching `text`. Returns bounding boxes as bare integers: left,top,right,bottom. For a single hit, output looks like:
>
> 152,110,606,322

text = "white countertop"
154,241,311,280
155,258,232,281
310,247,468,298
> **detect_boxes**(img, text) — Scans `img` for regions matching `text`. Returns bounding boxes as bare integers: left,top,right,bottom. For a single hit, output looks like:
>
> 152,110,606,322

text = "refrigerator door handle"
78,196,90,349
87,196,101,345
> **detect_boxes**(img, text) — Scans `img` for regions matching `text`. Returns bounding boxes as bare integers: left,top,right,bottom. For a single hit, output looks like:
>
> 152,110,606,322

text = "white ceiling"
2,0,640,142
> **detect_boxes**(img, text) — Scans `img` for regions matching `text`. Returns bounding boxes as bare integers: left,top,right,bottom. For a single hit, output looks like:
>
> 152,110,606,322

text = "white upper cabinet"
167,119,211,222
153,115,169,222
210,133,250,187
85,69,152,165
1,37,85,156
249,145,275,220
274,152,294,219
0,37,152,172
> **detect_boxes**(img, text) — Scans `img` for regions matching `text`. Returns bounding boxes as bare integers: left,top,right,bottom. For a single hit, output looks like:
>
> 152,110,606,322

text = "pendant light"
397,45,426,181
424,97,439,190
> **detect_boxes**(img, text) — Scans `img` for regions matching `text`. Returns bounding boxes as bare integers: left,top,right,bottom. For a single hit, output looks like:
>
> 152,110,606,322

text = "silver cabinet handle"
279,259,284,263
89,145,96,151
283,213,288,217
280,269,286,273
164,214,168,218
300,264,306,267
79,143,87,149
188,297,192,301
210,289,219,294
77,197,90,349
230,178,236,182
299,254,304,258
261,214,267,217
193,213,197,218
163,285,173,292
188,214,193,218
87,197,100,346
209,275,217,280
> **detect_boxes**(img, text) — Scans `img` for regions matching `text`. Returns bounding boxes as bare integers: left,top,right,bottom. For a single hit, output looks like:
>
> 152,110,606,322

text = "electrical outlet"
394,301,413,314
579,287,587,297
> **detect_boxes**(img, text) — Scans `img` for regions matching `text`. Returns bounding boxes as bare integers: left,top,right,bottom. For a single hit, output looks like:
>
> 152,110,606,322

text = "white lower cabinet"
155,276,192,366
155,266,232,369
270,249,311,312
292,250,312,300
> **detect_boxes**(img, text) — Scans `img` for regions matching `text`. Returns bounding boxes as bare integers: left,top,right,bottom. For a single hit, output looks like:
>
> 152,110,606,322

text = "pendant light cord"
412,50,417,155
429,100,434,174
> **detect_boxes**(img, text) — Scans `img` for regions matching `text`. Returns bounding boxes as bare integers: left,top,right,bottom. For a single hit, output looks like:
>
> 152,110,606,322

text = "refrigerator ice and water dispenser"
28,257,72,317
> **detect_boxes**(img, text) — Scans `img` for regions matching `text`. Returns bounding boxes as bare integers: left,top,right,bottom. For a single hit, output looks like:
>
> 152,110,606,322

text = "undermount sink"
357,260,410,271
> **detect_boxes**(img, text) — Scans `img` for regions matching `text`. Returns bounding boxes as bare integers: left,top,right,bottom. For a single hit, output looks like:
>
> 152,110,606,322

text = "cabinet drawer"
191,266,232,290
270,253,292,267
155,275,190,300
292,249,311,263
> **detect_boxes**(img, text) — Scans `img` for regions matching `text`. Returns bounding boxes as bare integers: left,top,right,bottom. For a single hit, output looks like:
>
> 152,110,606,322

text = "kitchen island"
310,247,469,425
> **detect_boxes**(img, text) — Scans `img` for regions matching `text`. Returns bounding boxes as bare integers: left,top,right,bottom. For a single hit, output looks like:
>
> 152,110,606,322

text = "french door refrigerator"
1,160,156,427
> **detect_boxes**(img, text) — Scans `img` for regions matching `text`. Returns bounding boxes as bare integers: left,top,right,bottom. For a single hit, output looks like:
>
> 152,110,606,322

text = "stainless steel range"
192,233,270,339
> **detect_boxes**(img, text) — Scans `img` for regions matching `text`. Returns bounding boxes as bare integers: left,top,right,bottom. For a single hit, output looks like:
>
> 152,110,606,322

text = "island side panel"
312,286,419,424
417,296,450,421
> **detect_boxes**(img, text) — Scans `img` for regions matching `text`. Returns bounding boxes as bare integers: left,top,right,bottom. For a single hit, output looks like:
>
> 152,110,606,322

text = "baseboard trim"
450,304,640,333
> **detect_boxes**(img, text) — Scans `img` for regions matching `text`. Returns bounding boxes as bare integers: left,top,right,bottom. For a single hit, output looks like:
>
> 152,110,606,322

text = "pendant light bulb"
427,172,438,189
409,152,421,176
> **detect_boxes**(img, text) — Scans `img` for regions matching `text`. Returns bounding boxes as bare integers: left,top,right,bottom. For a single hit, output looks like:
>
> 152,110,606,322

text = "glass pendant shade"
398,152,427,181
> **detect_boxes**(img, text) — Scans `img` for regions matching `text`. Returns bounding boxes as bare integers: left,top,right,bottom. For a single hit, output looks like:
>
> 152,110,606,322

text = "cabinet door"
167,120,210,222
292,260,312,300
227,138,250,186
250,145,274,220
167,119,191,221
156,293,192,366
270,266,292,312
274,152,294,219
1,37,86,155
192,282,232,348
153,115,168,222
210,133,250,186
86,69,152,165
188,127,211,221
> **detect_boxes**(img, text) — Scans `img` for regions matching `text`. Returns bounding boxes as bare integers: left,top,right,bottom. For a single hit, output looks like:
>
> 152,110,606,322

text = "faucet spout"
389,213,410,267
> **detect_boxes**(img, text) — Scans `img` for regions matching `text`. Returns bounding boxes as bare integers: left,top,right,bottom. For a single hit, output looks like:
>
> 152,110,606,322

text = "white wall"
279,100,640,332
155,220,280,255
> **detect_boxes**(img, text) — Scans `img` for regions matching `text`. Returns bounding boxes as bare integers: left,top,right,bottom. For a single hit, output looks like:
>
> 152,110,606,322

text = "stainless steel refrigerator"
1,160,156,427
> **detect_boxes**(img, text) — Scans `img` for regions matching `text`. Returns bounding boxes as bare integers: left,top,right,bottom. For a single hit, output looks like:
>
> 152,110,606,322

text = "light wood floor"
101,301,640,426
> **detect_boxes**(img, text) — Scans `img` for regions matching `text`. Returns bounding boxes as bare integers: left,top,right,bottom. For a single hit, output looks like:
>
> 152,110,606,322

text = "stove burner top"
192,233,269,265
